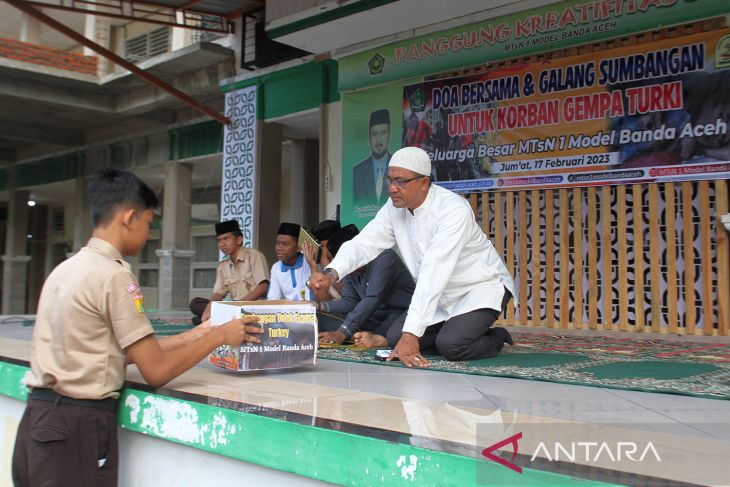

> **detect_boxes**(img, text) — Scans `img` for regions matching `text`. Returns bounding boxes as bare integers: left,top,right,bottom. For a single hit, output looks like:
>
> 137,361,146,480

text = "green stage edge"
0,360,616,486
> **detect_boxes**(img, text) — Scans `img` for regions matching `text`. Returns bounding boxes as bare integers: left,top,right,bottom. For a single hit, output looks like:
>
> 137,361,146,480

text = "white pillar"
19,13,41,44
156,162,194,310
171,12,188,51
83,10,110,74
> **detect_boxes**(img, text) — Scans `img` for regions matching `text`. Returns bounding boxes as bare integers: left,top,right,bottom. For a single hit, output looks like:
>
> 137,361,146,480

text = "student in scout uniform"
266,222,312,301
189,219,270,325
12,169,262,487
312,147,515,368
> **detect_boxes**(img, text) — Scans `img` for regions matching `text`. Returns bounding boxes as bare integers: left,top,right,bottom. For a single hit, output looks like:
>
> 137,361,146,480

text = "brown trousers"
12,398,119,487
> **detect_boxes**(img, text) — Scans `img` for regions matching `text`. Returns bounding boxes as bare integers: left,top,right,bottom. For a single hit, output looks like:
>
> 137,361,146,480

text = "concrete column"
171,12,188,51
282,139,304,224
83,10,111,74
19,13,41,44
27,204,48,312
322,101,343,221
156,162,194,310
282,138,318,227
303,138,319,228
70,177,92,254
2,185,31,314
255,121,283,266
318,104,328,221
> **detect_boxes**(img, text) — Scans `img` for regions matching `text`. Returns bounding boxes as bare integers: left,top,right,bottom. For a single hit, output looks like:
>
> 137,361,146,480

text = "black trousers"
189,297,210,318
13,396,119,487
386,289,513,361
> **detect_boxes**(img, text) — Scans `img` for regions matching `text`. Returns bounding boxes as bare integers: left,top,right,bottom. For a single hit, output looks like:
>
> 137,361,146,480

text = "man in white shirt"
267,222,312,301
312,147,515,368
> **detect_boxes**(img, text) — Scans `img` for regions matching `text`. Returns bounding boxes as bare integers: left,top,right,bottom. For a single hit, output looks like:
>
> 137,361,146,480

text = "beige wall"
323,101,342,221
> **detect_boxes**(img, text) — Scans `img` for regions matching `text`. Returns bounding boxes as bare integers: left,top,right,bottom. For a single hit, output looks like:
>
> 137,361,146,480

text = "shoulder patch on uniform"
132,293,145,314
126,283,140,294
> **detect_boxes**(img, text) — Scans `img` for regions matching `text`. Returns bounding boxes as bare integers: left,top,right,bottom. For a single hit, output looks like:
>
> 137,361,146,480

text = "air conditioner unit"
125,27,170,63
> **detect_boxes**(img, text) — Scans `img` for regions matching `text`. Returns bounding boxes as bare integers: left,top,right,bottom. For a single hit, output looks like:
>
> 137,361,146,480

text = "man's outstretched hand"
309,271,334,291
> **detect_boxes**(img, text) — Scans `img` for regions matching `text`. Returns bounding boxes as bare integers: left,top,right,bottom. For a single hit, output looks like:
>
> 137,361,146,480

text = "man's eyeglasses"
384,175,425,188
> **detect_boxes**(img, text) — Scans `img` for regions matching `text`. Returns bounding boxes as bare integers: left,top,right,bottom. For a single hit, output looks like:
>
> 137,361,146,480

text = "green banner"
339,0,730,91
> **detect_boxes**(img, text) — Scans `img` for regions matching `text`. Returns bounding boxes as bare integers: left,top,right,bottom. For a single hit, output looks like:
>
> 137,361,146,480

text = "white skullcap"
388,147,432,177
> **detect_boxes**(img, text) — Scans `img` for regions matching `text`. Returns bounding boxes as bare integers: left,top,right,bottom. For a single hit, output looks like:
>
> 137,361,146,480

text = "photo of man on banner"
353,108,392,208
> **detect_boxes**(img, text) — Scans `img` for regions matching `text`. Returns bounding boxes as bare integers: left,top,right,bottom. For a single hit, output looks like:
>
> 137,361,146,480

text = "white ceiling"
276,109,320,140
23,154,223,206
269,0,564,55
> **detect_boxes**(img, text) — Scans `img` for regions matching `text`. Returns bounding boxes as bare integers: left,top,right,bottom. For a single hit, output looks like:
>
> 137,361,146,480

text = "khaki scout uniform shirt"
26,238,154,400
213,247,269,300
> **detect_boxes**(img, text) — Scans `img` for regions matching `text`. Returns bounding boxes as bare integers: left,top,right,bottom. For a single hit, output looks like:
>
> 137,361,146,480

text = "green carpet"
150,319,195,336
317,332,730,400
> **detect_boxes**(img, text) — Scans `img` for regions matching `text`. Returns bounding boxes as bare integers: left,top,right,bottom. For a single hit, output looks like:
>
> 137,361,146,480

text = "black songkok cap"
215,219,240,236
311,220,341,241
327,224,359,258
369,109,390,127
277,222,301,238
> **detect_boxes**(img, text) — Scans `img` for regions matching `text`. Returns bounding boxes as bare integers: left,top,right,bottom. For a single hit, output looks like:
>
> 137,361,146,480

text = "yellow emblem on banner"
716,34,730,69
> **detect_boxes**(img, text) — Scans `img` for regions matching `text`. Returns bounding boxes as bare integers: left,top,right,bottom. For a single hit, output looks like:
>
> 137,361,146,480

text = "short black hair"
88,168,159,227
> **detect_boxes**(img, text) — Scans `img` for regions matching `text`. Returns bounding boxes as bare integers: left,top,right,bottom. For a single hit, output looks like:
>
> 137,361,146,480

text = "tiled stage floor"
1,317,728,486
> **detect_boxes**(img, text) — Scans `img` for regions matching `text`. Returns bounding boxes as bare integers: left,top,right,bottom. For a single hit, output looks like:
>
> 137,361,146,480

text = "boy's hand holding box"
209,300,318,371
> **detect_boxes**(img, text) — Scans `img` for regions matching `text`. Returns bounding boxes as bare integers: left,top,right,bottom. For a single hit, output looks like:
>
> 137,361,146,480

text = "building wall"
323,101,342,221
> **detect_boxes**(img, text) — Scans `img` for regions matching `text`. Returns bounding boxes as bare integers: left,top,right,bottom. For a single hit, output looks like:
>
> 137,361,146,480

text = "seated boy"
12,169,262,487
266,222,312,301
315,225,415,347
189,219,269,324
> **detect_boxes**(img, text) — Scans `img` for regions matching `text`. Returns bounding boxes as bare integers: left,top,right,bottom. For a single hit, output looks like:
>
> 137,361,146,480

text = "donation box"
209,300,317,371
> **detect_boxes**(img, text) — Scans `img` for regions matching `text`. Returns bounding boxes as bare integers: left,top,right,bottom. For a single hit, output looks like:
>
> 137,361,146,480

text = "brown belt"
29,388,118,412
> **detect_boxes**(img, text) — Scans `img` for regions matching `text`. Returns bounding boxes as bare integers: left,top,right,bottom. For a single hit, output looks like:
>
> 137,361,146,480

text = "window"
140,238,160,264
193,235,218,262
125,27,170,63
191,234,218,292
139,238,160,288
49,207,65,235
241,9,308,70
191,15,225,44
193,269,216,288
138,269,159,288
